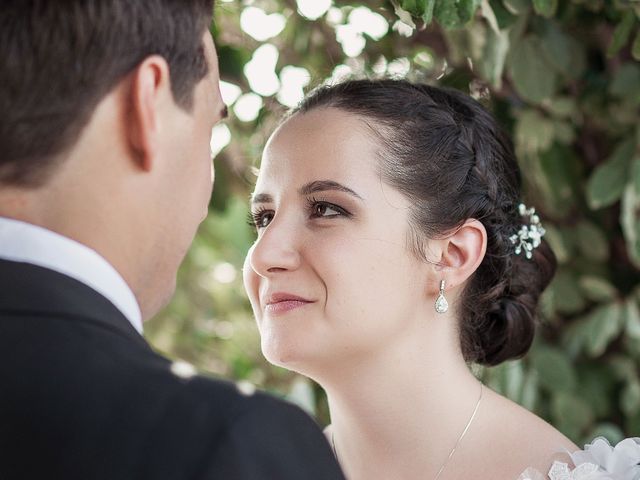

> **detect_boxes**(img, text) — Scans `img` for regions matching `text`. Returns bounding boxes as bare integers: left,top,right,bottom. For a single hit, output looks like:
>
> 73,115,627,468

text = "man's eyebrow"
298,180,363,200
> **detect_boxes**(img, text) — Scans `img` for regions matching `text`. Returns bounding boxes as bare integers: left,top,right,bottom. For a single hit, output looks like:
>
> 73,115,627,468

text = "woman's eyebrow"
250,193,272,205
251,180,363,205
298,180,363,200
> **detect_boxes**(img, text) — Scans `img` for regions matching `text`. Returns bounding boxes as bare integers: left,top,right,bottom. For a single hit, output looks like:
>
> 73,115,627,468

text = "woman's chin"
260,338,320,375
262,340,301,368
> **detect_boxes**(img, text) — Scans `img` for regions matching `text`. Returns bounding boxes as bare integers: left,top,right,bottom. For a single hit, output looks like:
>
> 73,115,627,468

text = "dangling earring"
435,280,448,314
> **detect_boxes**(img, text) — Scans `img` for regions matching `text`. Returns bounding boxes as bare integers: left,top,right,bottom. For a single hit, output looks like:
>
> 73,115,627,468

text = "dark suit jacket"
0,259,344,480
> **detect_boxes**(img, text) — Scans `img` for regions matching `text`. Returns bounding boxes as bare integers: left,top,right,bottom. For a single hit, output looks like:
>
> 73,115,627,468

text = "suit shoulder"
137,372,344,479
196,384,345,480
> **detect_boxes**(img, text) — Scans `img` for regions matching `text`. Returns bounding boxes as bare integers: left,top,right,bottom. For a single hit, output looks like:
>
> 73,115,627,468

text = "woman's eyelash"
246,211,256,227
305,196,351,217
248,198,352,229
247,207,270,228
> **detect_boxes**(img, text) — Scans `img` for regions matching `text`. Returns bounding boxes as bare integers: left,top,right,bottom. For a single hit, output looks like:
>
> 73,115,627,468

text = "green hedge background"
146,0,640,445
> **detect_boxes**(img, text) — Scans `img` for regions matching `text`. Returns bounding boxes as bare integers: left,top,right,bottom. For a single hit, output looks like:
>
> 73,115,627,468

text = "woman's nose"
248,217,301,278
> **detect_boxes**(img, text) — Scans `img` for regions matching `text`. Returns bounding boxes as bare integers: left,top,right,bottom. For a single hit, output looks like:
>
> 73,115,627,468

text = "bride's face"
243,107,429,375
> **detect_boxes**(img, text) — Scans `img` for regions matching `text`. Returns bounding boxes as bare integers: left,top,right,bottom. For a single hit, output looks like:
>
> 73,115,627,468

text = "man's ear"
431,219,487,292
126,55,172,172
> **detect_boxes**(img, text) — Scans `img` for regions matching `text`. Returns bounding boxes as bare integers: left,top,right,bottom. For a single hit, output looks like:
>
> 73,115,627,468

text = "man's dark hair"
0,0,215,187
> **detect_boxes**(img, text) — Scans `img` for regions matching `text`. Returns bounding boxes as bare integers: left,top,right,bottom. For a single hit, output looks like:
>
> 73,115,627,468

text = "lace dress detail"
517,437,640,480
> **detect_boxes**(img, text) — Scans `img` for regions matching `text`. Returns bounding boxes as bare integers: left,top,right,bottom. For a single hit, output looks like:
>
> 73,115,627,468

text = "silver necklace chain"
330,383,484,480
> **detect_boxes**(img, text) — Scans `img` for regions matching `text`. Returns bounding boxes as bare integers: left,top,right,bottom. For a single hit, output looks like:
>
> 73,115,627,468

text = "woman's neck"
321,332,483,480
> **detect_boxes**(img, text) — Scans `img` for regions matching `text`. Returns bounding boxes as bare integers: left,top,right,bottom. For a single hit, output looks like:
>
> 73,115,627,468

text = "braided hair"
293,79,556,366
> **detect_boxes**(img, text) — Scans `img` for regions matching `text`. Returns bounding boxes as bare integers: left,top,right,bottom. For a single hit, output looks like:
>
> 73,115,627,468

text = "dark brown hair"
294,79,557,366
0,0,215,187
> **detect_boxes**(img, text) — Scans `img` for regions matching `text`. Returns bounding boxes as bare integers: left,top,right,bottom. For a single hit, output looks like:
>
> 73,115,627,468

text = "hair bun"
466,239,557,366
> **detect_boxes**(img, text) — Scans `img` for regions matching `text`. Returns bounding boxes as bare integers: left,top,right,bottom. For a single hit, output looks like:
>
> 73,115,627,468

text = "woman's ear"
432,219,487,291
126,55,172,172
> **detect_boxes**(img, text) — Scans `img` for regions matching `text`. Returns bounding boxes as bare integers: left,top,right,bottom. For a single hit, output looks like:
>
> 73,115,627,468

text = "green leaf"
521,370,539,411
434,0,480,29
508,36,558,103
479,22,510,88
507,7,529,43
610,64,640,99
575,221,609,262
401,0,418,12
627,410,640,436
566,36,588,80
480,0,500,33
537,145,581,218
539,22,586,79
457,0,481,24
487,0,517,29
543,225,571,264
587,138,636,210
546,97,576,119
621,181,640,269
577,364,618,417
505,361,525,401
423,0,436,24
515,109,555,154
217,45,252,79
531,346,577,392
486,361,526,400
401,0,423,16
624,299,640,340
549,269,586,314
632,156,640,194
533,0,558,18
585,302,624,357
607,11,636,58
551,392,594,439
502,0,530,14
621,381,640,416
632,30,640,61
434,1,460,28
393,3,418,28
609,355,638,382
579,276,618,303
552,120,575,145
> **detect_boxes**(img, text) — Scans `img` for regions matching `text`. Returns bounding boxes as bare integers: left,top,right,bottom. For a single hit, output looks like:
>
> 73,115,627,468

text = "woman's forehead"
270,108,376,152
260,109,381,177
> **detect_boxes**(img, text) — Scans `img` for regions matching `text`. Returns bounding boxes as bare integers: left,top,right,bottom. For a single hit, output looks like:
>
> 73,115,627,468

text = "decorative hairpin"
510,204,546,259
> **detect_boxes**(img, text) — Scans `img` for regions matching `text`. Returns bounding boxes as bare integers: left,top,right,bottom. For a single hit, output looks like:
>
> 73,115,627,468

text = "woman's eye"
310,201,345,218
249,210,274,229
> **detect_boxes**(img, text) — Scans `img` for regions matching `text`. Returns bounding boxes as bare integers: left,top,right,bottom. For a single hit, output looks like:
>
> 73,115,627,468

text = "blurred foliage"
146,0,640,444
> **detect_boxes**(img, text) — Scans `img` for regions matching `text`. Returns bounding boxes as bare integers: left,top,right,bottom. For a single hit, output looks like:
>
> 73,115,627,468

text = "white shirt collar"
0,217,143,334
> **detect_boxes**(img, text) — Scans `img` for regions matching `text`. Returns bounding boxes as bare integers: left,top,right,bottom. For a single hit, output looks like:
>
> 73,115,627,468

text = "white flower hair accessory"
510,203,546,259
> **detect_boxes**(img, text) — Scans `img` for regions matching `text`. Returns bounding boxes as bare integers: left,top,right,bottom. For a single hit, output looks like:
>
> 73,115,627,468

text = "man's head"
0,0,217,186
0,0,226,319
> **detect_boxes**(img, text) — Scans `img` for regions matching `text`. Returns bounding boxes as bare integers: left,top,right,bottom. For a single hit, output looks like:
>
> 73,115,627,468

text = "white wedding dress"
518,437,640,480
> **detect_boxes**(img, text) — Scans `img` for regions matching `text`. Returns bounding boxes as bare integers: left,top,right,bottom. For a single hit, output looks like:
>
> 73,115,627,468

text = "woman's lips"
265,299,312,314
263,293,314,315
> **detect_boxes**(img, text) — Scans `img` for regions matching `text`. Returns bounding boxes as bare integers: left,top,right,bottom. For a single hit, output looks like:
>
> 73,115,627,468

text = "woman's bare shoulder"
490,390,577,449
468,388,578,478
